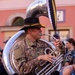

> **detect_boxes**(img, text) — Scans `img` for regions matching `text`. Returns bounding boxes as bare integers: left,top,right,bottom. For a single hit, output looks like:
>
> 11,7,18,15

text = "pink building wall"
0,9,26,26
57,6,75,38
0,6,75,48
0,9,26,48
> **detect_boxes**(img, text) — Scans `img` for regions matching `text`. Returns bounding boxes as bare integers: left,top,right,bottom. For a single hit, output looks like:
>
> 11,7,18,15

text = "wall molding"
0,26,22,32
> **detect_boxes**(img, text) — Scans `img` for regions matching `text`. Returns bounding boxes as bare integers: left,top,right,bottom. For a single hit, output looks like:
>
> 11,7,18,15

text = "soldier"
0,47,8,75
12,17,55,75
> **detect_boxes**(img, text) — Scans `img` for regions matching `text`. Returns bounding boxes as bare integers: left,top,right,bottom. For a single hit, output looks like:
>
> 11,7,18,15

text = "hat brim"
20,23,45,30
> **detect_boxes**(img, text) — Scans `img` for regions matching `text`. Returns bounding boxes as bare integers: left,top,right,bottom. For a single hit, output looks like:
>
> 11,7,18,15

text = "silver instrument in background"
2,0,63,75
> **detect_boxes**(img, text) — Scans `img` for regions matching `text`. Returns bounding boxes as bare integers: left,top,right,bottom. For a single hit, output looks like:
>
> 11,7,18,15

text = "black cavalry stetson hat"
20,17,45,30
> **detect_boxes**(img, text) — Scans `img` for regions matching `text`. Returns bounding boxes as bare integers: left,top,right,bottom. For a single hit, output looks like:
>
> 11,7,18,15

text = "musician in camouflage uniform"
12,17,55,75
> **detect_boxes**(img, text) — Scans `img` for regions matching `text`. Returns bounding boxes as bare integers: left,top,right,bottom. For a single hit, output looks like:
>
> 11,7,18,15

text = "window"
57,10,65,22
12,17,24,26
48,29,70,42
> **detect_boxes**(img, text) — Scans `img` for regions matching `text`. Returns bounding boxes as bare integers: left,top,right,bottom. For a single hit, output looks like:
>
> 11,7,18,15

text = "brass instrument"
35,54,63,75
34,35,63,75
2,0,63,75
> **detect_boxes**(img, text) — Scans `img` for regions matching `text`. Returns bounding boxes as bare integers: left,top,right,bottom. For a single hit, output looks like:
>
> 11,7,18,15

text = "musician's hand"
37,55,55,63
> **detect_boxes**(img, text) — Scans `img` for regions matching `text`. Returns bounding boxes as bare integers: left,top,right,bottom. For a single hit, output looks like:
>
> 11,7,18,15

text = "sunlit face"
53,39,60,47
29,27,42,40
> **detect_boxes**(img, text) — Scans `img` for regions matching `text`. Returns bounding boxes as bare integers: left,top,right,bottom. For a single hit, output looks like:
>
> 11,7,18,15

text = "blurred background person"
60,38,75,75
52,34,66,56
64,38,75,66
0,47,8,75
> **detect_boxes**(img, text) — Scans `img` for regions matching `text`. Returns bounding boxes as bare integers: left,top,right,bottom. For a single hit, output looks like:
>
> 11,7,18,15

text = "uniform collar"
25,37,37,47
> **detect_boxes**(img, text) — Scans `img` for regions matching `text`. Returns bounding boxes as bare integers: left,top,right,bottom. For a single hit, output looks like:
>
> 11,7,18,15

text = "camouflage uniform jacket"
11,37,51,75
